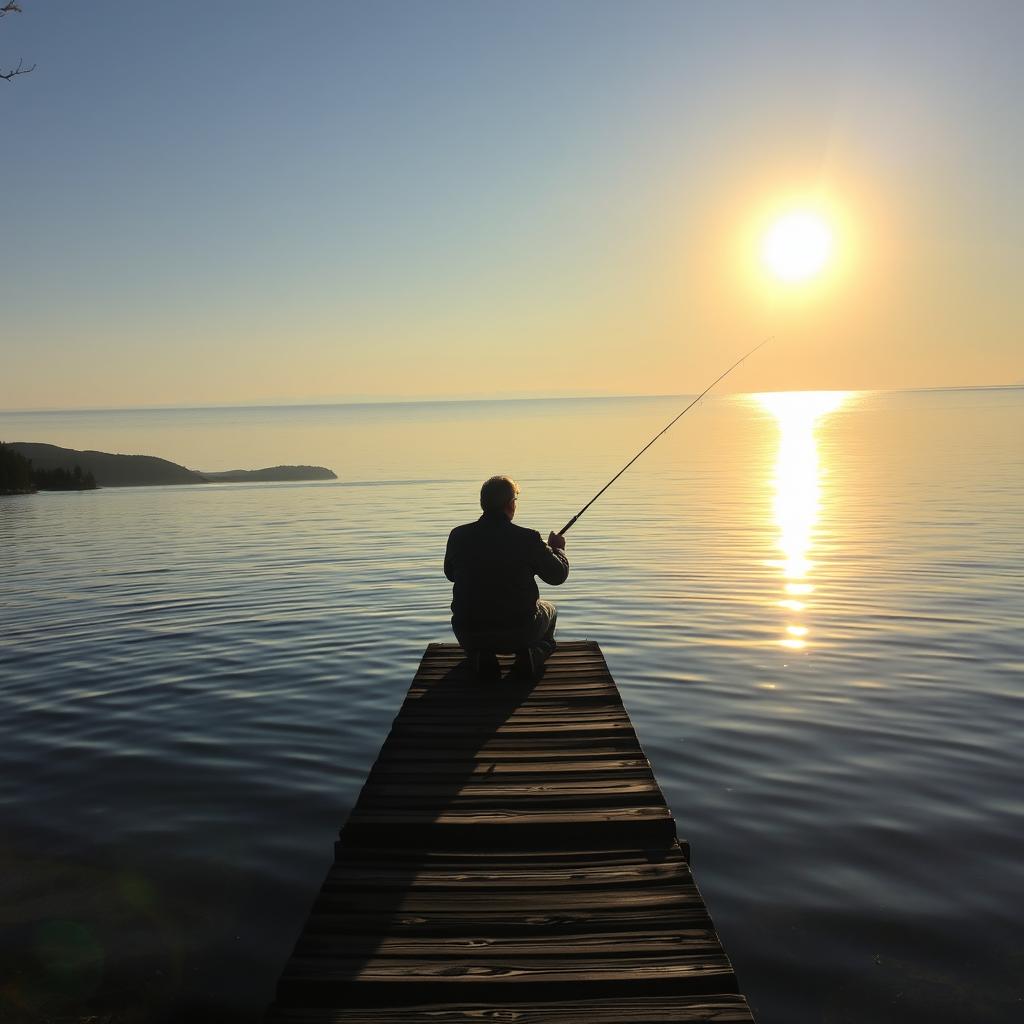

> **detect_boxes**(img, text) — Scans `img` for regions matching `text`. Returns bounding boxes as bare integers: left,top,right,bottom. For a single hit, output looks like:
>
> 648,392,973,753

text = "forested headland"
1,442,97,494
1,442,336,492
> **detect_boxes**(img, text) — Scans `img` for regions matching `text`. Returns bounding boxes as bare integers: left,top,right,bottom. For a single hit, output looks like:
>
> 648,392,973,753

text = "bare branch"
0,55,34,80
1,1,35,81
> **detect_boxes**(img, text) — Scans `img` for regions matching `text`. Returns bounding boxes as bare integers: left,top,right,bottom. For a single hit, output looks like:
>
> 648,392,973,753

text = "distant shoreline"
2,442,336,492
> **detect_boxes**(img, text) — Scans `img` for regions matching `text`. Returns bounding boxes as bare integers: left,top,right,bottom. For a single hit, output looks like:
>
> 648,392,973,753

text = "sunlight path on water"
754,391,852,651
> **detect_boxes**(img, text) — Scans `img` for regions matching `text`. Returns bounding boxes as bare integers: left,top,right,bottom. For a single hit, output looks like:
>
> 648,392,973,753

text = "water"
1,389,1021,1023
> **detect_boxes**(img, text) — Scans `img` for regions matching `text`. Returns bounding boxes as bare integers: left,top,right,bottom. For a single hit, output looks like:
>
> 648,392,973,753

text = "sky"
2,1,1021,410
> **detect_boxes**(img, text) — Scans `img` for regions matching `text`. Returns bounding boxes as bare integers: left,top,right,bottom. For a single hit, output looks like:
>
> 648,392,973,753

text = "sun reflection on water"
755,391,851,649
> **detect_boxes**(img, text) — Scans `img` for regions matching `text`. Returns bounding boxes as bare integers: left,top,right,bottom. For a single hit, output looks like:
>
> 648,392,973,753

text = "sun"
761,210,833,283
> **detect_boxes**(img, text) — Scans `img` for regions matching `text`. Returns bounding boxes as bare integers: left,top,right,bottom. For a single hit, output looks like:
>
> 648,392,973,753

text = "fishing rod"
557,336,771,536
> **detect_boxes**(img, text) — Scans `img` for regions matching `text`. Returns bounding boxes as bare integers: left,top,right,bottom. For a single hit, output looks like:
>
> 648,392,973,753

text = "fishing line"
557,337,772,536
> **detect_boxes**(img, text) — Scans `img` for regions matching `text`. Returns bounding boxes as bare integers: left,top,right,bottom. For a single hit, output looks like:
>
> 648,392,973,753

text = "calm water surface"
1,389,1022,1022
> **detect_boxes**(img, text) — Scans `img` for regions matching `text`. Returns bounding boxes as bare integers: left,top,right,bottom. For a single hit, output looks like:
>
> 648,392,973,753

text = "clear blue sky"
3,1,1021,409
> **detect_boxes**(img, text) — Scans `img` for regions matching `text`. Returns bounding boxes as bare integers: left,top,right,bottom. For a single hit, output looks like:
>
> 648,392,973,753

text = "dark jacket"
444,512,569,630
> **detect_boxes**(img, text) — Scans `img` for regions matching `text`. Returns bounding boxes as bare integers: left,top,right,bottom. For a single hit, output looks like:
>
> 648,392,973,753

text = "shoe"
471,651,501,681
512,647,537,681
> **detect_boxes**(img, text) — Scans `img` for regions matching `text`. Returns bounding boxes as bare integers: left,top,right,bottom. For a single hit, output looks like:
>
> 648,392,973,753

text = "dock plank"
266,641,753,1021
268,993,753,1022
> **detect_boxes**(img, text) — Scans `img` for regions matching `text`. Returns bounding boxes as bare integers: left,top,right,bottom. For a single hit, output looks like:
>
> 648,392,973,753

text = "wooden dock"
266,640,754,1022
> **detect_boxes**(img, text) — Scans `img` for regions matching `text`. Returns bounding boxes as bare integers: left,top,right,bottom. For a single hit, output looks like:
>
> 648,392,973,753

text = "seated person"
444,475,569,678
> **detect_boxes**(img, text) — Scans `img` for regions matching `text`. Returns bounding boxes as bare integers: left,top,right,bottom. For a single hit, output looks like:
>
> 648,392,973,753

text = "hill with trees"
2,443,336,490
1,442,97,493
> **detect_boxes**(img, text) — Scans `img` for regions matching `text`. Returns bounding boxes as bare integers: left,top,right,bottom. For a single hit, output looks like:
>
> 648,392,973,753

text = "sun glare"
761,210,833,283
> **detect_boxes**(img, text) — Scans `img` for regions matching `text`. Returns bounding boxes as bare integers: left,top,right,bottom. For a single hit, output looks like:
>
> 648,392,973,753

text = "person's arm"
444,529,458,582
533,531,569,586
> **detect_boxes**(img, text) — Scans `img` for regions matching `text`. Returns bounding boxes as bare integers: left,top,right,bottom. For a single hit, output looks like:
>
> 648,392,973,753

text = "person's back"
444,475,568,678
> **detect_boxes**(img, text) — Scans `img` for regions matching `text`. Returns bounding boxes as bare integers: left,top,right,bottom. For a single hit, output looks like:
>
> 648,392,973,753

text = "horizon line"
2,382,1020,417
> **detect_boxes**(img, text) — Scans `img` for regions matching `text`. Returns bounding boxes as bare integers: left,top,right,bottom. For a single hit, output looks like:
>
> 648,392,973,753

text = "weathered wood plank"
342,805,675,826
331,844,689,868
278,954,736,988
383,723,636,739
373,743,649,760
388,705,630,721
355,780,664,801
266,993,756,1022
308,887,706,914
274,970,738,1008
362,758,652,775
338,812,678,851
300,907,714,938
292,929,719,956
319,861,693,890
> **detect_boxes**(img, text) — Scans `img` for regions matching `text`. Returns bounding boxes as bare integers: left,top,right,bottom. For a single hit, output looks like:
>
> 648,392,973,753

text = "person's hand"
548,531,566,551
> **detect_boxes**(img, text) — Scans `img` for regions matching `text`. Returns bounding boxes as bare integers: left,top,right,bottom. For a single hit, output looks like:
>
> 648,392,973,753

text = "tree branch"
1,55,34,80
1,1,35,81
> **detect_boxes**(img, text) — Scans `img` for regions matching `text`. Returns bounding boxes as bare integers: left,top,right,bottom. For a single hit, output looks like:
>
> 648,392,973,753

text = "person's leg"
453,623,500,680
531,600,557,658
512,601,557,677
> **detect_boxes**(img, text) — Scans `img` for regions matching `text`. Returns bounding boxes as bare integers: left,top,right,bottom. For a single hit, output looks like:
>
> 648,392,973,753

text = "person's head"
480,475,519,519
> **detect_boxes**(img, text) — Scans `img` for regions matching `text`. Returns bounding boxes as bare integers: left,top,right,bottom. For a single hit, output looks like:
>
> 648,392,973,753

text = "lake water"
1,389,1021,1023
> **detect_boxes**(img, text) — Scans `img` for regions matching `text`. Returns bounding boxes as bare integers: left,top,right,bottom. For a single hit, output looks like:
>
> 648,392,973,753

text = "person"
444,475,569,679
